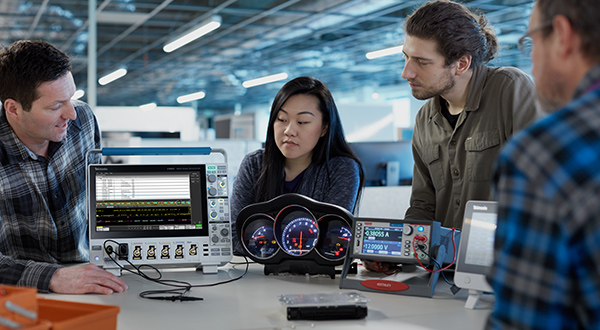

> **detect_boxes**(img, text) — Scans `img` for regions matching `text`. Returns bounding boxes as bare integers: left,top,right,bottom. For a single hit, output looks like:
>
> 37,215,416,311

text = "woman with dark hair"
230,76,365,255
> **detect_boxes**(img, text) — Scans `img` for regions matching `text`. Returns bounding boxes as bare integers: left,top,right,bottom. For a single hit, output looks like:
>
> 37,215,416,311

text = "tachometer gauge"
316,215,352,260
241,214,279,259
281,217,319,256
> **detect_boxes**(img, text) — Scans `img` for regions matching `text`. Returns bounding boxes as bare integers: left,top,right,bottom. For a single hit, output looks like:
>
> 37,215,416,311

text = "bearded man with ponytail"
401,0,538,229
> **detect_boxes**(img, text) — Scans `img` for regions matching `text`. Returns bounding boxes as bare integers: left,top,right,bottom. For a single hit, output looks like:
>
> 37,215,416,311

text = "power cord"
102,240,249,302
416,246,457,289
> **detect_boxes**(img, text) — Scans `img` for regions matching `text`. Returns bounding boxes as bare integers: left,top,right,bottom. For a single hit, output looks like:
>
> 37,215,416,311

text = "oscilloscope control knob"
208,187,217,196
404,225,413,236
212,235,219,243
207,174,217,183
220,228,229,236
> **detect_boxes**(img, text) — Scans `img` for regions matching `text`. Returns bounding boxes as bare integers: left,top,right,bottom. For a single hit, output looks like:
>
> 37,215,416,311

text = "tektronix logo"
377,282,392,288
473,205,488,211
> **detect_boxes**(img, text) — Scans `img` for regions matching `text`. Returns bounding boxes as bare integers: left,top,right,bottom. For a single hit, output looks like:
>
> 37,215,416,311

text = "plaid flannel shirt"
487,64,600,329
0,100,100,292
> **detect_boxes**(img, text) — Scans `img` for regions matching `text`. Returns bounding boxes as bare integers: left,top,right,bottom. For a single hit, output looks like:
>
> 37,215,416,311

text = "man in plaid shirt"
487,0,600,328
0,40,126,294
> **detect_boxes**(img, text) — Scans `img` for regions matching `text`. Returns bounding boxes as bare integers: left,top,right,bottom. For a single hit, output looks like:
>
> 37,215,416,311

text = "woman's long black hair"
254,76,365,212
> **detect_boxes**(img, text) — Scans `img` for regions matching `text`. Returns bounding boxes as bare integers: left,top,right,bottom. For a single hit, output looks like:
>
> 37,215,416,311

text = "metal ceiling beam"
61,0,112,50
84,0,300,86
88,0,97,110
108,0,410,106
72,0,239,77
99,0,305,106
97,0,174,56
25,0,49,39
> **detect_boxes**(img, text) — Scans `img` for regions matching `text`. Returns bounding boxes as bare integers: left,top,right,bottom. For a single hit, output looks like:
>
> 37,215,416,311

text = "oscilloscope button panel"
206,164,231,248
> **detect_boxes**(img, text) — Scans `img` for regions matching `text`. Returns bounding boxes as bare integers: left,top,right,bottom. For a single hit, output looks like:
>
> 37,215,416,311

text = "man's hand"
49,263,127,294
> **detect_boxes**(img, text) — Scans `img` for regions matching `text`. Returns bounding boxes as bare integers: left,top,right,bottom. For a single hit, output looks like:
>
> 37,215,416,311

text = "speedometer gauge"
274,205,319,256
282,217,319,256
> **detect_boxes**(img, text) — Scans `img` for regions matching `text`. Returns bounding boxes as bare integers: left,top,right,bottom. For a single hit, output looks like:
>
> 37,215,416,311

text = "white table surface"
40,258,492,330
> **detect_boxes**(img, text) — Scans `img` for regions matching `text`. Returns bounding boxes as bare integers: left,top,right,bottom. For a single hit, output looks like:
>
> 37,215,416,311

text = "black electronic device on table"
235,193,354,279
339,217,459,298
279,292,368,321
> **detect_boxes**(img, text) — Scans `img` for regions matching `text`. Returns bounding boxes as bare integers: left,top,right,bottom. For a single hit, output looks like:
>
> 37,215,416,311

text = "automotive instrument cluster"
236,193,354,278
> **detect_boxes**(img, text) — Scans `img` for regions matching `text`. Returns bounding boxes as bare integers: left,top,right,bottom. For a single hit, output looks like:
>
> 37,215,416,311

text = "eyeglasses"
518,23,553,57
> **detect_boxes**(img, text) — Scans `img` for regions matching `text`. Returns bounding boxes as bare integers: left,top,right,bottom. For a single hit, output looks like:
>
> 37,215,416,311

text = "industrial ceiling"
0,0,534,113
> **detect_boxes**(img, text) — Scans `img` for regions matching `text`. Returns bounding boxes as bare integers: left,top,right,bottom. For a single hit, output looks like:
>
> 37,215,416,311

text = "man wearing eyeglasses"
487,0,600,329
401,0,538,230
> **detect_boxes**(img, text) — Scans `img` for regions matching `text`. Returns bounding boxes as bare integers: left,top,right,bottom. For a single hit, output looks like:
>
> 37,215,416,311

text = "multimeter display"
362,226,404,256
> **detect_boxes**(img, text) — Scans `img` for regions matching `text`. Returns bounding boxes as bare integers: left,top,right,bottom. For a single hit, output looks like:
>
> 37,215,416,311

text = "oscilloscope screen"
94,172,204,232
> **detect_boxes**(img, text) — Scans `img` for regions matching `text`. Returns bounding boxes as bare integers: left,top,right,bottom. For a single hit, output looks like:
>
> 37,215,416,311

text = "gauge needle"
338,236,350,241
299,231,303,251
254,235,265,239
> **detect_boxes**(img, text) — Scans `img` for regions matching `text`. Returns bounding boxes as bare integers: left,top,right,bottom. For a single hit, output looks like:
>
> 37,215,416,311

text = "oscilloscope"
87,147,232,276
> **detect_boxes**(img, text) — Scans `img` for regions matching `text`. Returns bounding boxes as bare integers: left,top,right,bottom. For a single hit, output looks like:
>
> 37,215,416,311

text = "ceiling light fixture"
98,68,127,86
71,89,85,100
163,15,222,53
242,73,288,88
366,45,403,60
177,91,206,104
139,102,157,111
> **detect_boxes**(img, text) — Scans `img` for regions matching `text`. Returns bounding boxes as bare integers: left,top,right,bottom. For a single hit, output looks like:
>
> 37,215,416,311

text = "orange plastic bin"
17,320,52,330
0,285,38,328
36,298,119,330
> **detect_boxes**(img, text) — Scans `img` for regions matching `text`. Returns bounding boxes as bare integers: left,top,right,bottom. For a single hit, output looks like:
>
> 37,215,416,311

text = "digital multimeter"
351,218,436,265
339,217,459,298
